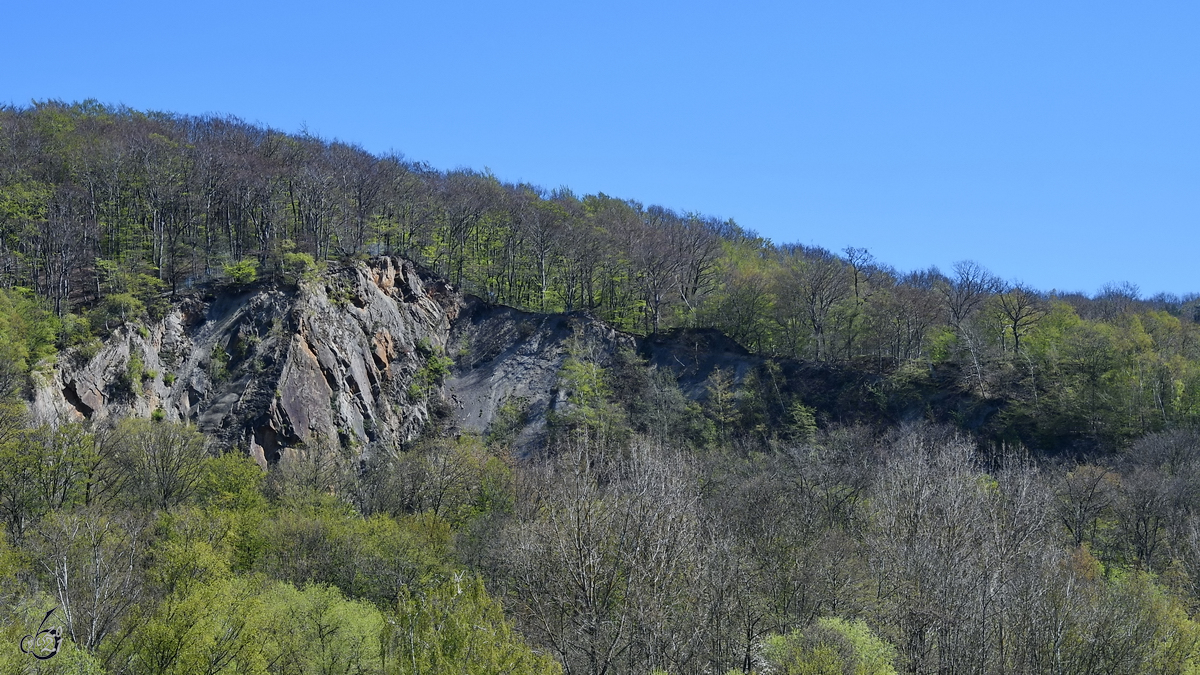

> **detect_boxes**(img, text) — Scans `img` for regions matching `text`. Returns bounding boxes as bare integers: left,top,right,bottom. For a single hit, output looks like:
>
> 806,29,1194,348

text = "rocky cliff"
30,256,781,461
33,258,461,465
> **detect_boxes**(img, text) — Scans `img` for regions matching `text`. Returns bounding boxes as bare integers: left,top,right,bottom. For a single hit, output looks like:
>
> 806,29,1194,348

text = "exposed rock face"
34,258,459,464
445,299,637,452
32,256,771,461
443,303,771,454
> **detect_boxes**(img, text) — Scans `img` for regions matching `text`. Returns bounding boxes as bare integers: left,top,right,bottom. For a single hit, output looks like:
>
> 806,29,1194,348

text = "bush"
94,293,145,329
59,313,92,347
282,251,320,285
0,288,59,395
195,452,266,512
0,288,59,369
408,350,454,400
487,396,530,447
118,353,145,397
72,337,102,364
209,344,230,382
388,574,562,675
762,618,897,675
223,258,259,285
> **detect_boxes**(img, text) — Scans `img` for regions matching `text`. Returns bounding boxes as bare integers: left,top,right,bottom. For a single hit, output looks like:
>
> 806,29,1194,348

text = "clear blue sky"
4,1,1198,297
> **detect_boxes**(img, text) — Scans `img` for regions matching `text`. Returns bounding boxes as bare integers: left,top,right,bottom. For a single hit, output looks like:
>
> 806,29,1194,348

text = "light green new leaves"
387,573,561,675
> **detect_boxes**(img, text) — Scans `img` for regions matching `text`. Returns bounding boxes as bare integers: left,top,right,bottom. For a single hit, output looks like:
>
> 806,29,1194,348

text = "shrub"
209,345,230,382
118,353,145,397
282,251,320,285
89,293,145,334
408,352,454,400
223,258,259,285
762,618,897,675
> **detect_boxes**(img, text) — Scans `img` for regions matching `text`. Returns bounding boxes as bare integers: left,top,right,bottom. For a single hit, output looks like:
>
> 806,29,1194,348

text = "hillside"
25,253,1030,472
3,101,1200,453
5,101,1200,675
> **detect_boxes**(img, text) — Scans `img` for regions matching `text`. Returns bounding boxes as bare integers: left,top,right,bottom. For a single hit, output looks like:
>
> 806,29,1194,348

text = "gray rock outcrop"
31,256,762,461
34,257,459,465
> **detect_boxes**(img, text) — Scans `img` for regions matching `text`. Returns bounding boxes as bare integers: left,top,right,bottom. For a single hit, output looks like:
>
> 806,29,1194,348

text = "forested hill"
9,100,1200,675
2,100,1200,452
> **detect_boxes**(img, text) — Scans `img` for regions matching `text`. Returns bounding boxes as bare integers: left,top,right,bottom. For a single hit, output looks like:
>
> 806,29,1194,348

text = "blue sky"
4,1,1199,297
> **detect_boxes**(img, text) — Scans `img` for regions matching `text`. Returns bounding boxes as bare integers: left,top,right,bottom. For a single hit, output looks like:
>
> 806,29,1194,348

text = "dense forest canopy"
5,100,1200,674
2,99,1200,454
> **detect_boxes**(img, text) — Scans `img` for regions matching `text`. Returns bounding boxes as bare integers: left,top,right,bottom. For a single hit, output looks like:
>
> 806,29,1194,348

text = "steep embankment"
30,257,772,460
445,299,636,450
32,256,1000,460
34,258,459,464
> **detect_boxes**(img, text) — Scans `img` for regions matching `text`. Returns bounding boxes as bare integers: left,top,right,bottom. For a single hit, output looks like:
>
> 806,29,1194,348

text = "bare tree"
494,441,708,675
34,509,149,653
774,246,849,360
995,282,1045,357
937,261,1003,394
109,419,210,510
1054,463,1120,549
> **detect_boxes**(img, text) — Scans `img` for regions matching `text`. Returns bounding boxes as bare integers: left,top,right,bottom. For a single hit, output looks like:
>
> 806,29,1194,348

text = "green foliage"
110,418,210,509
704,366,738,444
62,316,102,365
124,572,388,675
251,499,455,605
223,257,259,285
209,343,230,382
762,618,897,675
0,530,22,582
91,292,146,332
58,312,93,347
0,598,105,675
817,618,898,675
927,325,957,363
282,250,320,284
268,582,384,675
16,99,1200,675
0,288,59,388
0,180,51,229
95,257,169,320
487,395,530,446
553,332,627,443
786,401,819,442
355,437,516,530
387,573,563,675
0,423,96,540
408,347,454,400
195,452,267,512
123,574,267,675
607,348,710,447
118,352,145,397
7,100,1200,455
414,337,434,357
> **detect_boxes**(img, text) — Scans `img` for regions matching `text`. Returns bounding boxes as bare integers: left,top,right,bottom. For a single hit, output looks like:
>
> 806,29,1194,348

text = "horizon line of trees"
4,100,1200,452
3,100,1194,332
